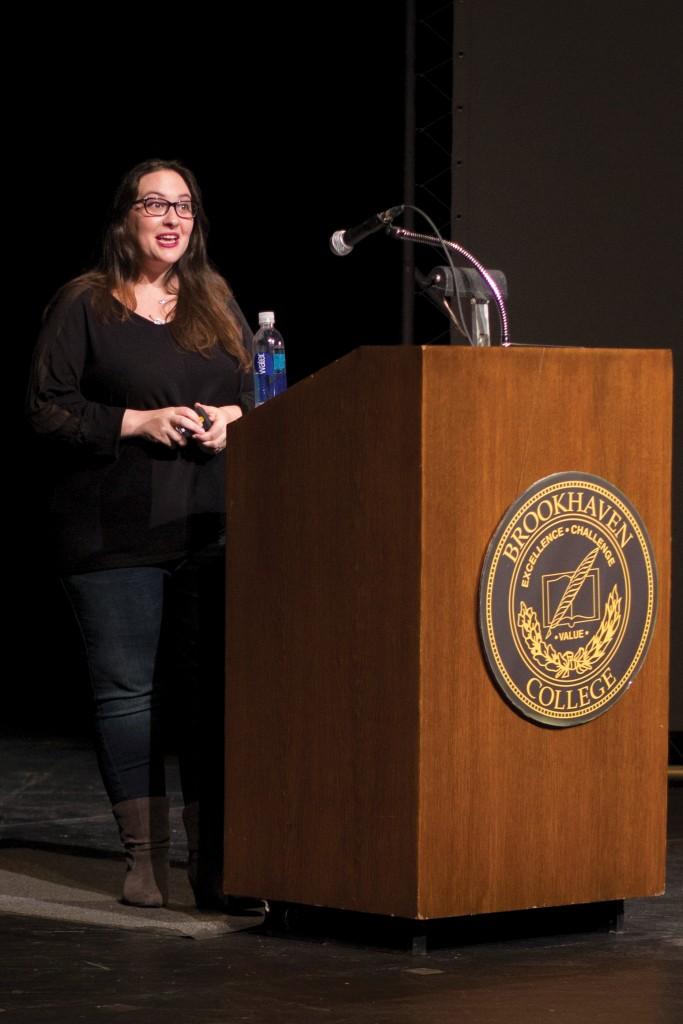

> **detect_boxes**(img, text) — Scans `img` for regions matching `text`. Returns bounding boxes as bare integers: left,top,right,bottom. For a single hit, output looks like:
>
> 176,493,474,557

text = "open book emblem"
542,547,601,637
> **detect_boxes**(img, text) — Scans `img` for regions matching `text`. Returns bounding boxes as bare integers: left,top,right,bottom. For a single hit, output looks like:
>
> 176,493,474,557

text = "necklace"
148,295,174,325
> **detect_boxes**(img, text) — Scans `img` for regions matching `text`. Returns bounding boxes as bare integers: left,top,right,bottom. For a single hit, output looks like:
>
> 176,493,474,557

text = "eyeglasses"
132,197,196,219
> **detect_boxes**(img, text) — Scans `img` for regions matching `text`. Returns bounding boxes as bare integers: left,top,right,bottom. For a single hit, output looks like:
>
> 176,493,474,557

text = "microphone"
330,205,404,256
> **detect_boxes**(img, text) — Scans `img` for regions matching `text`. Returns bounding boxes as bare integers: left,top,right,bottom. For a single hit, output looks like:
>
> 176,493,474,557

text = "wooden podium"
224,346,672,920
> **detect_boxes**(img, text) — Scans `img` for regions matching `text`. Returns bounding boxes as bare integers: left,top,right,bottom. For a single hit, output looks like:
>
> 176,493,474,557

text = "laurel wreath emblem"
517,586,622,680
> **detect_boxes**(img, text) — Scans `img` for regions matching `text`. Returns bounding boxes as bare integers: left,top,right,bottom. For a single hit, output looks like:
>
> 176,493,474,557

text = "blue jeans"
61,541,226,811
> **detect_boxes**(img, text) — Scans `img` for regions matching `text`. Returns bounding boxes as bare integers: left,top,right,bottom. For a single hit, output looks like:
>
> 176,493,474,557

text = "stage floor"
1,734,681,1024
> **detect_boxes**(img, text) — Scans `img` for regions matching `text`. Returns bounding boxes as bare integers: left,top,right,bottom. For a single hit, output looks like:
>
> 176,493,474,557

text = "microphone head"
330,230,353,256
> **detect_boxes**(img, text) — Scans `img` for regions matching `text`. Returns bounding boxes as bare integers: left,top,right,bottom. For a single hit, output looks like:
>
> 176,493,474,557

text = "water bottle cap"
258,311,275,326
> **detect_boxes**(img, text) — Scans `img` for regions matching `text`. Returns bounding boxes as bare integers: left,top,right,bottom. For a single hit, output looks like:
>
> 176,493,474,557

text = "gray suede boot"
183,800,222,908
182,801,262,913
112,796,170,907
182,801,202,901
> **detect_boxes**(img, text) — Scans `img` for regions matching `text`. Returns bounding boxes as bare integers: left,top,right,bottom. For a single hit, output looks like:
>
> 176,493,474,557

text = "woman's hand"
191,403,243,454
121,406,205,447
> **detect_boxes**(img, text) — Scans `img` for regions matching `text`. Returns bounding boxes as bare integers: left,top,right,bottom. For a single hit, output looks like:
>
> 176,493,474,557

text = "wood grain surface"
418,346,671,917
224,346,672,919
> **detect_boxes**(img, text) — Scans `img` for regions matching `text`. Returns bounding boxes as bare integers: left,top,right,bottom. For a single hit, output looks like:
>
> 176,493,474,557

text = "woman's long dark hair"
64,158,250,367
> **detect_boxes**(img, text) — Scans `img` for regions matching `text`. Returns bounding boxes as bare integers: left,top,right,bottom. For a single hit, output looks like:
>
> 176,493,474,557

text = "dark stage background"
13,3,681,731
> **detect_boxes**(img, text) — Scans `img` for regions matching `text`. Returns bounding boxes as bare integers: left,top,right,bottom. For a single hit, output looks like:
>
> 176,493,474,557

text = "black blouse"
28,288,253,574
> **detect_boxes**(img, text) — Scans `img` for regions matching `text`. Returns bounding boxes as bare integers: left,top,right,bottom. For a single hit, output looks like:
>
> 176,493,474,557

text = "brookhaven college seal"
479,472,657,726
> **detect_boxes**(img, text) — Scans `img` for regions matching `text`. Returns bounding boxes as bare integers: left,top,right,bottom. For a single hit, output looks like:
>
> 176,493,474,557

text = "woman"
27,158,253,909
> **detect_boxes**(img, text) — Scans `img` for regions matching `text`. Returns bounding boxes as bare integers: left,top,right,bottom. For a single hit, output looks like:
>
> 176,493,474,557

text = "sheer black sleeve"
27,291,124,458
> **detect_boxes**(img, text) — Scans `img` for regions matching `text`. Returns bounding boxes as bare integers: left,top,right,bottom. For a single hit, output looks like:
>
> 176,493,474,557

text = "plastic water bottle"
253,312,287,406
271,320,287,398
